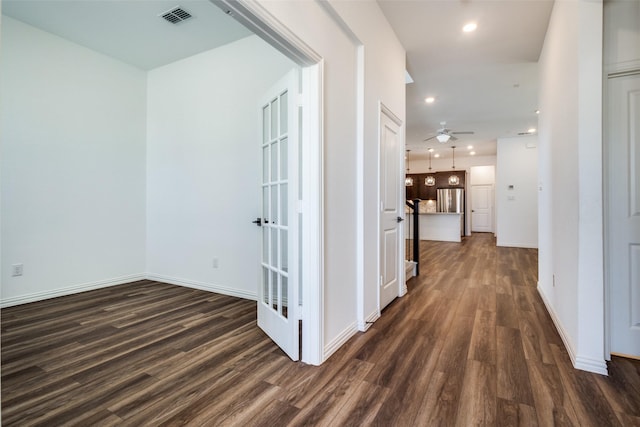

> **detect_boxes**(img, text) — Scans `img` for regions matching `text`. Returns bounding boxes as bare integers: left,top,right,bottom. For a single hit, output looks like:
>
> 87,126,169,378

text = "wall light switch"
212,257,219,269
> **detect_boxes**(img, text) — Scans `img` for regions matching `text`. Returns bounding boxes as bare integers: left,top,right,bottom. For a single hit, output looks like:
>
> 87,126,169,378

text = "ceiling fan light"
436,134,451,143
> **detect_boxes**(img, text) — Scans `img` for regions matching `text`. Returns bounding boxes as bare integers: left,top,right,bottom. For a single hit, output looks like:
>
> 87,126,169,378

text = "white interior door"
258,69,299,361
471,184,493,232
608,72,640,358
379,107,403,311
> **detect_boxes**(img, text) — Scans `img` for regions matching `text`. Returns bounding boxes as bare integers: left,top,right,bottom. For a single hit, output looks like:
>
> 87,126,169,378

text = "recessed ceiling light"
470,151,476,156
535,109,540,114
467,145,473,150
434,154,440,158
425,97,435,104
463,22,477,33
428,148,434,152
528,128,537,133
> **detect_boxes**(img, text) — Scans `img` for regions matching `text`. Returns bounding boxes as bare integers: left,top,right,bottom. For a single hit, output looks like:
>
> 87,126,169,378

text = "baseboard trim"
537,284,608,376
145,274,257,301
575,355,608,375
496,242,539,249
537,284,578,365
0,274,146,308
357,309,380,332
323,321,358,362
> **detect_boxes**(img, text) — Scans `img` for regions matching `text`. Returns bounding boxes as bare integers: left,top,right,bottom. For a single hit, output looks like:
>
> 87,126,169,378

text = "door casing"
212,0,324,365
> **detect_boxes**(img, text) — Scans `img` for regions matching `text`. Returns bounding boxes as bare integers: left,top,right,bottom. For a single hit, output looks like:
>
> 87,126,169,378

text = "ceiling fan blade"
423,135,438,141
450,135,458,141
451,131,474,135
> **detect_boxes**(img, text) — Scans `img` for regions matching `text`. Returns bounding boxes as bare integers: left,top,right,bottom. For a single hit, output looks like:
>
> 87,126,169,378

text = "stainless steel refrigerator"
436,188,464,213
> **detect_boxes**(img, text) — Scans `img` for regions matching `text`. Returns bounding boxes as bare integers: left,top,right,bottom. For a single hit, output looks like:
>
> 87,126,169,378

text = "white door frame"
212,0,324,365
603,66,640,360
377,102,406,315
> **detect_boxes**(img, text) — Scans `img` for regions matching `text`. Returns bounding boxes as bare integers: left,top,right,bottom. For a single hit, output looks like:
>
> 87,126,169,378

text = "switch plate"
12,264,23,277
212,257,219,269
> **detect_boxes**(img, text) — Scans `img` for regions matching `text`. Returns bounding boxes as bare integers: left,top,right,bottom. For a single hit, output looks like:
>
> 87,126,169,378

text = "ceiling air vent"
160,6,193,24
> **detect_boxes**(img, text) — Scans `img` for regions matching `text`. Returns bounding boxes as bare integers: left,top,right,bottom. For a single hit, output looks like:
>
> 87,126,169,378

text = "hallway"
2,234,639,425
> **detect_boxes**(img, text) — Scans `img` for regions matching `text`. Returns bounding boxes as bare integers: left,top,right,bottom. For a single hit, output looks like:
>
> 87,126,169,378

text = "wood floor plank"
496,326,535,406
468,310,497,365
3,234,639,426
455,360,497,427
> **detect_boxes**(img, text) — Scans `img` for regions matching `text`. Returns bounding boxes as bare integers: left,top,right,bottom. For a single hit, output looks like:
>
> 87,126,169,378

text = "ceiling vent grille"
160,6,193,24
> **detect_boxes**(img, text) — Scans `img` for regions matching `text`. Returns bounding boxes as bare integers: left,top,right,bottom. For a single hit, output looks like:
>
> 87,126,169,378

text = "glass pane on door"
261,87,290,321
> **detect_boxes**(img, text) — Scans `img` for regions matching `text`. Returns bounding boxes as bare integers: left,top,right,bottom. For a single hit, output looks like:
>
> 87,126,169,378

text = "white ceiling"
2,0,552,162
1,0,252,70
378,0,553,162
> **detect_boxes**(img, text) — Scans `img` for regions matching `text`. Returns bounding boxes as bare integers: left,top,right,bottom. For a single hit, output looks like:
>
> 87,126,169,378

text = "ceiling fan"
423,121,474,143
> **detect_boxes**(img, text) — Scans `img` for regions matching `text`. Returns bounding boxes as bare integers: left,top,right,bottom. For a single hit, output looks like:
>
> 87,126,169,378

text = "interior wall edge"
537,282,608,375
323,321,358,363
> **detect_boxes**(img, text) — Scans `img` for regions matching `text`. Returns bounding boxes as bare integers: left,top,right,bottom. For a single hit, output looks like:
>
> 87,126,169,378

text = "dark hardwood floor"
2,233,639,426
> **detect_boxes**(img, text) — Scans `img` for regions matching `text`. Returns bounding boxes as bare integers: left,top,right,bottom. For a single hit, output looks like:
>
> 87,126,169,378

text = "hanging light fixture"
448,146,459,185
425,149,435,186
450,146,456,169
405,149,414,186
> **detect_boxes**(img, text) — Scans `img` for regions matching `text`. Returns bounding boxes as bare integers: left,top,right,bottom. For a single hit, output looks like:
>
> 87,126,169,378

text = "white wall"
470,165,495,185
1,17,147,306
324,0,406,331
538,0,606,374
496,136,538,248
145,35,295,299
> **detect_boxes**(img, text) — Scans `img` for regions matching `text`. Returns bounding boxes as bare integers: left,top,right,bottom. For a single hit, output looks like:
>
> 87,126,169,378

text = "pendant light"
448,146,460,186
425,149,435,186
405,149,414,186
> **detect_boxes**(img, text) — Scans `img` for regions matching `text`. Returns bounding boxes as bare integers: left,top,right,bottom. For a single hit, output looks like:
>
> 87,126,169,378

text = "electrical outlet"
212,257,219,269
12,264,23,277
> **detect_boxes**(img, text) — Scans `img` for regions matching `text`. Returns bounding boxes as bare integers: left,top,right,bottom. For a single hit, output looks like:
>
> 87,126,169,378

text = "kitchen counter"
406,212,463,242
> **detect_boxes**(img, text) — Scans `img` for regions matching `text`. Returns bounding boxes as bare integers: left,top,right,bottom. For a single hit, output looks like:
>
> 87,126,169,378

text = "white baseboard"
323,321,358,362
0,274,146,308
536,283,608,376
575,355,608,375
400,283,408,297
497,241,539,249
145,274,257,301
358,309,380,331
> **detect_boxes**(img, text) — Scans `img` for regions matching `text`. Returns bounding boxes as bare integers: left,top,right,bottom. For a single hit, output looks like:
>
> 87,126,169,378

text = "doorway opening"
213,0,324,365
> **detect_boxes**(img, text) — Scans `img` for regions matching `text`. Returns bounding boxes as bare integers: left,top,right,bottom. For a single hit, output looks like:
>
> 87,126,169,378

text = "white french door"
607,72,640,358
258,69,299,361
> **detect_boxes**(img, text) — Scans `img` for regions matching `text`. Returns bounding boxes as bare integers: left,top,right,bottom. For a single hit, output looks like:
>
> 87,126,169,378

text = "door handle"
396,216,404,223
252,218,262,226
